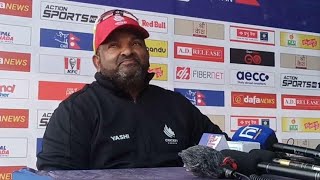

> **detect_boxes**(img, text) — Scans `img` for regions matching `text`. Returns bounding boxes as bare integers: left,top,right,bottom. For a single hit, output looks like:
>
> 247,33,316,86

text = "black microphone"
273,158,320,172
221,149,271,176
273,143,320,161
178,145,249,179
258,162,320,180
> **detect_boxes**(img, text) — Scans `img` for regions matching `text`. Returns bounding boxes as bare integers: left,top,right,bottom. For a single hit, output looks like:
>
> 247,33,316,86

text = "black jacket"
36,72,228,170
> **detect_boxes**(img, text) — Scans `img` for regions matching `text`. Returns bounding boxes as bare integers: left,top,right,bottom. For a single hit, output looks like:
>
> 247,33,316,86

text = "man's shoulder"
61,82,97,105
148,85,188,101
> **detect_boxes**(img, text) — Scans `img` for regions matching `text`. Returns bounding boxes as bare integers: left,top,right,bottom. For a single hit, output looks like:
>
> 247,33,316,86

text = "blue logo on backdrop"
36,138,43,155
236,71,269,82
40,28,93,51
174,88,224,107
260,32,269,41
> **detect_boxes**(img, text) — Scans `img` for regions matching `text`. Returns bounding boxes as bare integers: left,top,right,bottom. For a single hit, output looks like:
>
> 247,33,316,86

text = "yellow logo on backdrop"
282,117,320,132
145,39,168,58
148,63,168,81
280,32,320,50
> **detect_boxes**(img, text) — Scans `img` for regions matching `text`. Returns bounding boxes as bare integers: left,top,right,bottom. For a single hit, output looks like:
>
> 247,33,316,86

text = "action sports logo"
41,2,103,24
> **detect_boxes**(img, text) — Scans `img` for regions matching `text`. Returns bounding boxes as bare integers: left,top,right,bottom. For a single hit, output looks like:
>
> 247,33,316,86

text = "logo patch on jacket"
110,134,130,141
163,124,178,145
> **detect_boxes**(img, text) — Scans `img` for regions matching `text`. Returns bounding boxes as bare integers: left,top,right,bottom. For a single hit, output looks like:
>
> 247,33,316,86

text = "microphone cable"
249,174,274,180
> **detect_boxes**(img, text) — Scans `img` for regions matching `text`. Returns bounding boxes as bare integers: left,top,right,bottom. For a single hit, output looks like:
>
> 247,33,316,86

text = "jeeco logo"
174,42,224,62
145,40,168,58
244,51,261,64
0,51,30,72
0,109,28,128
232,92,276,108
0,0,32,18
230,48,275,67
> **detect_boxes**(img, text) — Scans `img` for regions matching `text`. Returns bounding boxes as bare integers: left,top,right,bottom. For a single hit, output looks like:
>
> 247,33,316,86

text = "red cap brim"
94,16,149,53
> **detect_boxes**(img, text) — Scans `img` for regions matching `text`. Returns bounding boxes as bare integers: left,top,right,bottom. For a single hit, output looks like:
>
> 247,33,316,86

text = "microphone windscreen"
178,145,225,178
221,149,260,176
249,149,277,162
232,125,278,151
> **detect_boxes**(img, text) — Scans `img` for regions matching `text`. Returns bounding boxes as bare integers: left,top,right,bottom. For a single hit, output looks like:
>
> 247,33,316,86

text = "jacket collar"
94,72,155,96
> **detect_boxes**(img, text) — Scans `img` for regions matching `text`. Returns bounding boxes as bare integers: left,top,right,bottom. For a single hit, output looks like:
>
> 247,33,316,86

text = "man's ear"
92,55,101,72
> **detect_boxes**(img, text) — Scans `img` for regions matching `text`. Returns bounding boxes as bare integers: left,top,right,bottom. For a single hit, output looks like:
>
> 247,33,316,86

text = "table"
13,167,214,180
13,167,298,180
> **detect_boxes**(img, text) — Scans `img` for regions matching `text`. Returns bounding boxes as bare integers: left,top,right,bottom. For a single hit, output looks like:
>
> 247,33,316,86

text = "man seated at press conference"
36,9,229,170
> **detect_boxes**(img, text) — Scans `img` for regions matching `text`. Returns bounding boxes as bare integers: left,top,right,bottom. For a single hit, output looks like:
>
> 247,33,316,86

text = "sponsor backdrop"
0,0,320,176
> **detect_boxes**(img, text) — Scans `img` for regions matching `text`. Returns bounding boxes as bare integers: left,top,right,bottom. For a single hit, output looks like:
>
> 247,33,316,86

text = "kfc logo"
64,57,80,75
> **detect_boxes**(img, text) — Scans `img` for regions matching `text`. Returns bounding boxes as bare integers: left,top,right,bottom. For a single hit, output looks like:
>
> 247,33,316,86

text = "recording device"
233,125,320,162
273,158,320,172
221,149,273,176
232,125,278,151
258,162,320,180
198,133,229,151
178,145,249,179
273,143,320,161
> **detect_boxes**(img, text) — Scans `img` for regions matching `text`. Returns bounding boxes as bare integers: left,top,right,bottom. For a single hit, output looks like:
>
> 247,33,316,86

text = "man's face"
93,28,150,86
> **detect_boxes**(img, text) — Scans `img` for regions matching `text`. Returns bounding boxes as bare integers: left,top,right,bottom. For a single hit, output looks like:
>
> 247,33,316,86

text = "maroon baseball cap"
93,10,149,53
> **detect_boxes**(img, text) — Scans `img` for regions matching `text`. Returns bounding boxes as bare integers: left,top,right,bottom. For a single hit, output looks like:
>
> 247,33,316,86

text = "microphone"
178,145,249,179
198,133,229,151
273,143,320,161
258,162,320,180
232,125,278,151
273,158,320,172
249,149,277,162
221,149,267,176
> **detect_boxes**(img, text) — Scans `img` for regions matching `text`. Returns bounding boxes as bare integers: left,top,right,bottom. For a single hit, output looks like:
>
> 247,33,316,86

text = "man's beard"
100,61,149,92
